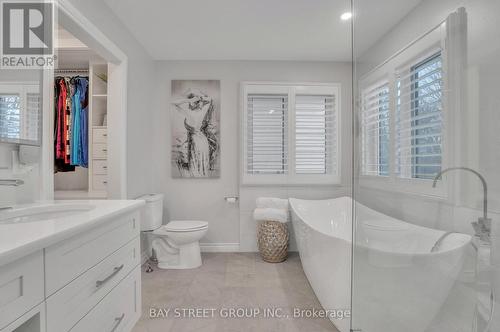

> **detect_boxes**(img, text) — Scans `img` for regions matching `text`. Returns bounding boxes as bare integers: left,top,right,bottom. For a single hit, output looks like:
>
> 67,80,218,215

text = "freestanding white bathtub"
289,196,471,332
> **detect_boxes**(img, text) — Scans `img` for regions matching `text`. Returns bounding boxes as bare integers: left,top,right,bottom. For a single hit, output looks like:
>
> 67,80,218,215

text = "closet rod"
54,69,89,73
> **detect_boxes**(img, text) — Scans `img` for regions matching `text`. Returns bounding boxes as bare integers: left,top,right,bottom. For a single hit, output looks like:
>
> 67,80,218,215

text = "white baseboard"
200,243,240,252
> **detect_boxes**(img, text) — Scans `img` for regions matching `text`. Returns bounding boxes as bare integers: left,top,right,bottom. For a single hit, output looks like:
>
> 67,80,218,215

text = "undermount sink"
0,204,95,224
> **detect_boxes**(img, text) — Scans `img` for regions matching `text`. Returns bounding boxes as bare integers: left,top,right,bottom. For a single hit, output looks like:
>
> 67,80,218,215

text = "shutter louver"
295,95,336,175
396,53,443,179
361,83,390,176
247,94,288,174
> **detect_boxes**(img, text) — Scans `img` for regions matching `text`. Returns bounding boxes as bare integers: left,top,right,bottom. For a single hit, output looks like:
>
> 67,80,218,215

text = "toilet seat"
163,220,208,232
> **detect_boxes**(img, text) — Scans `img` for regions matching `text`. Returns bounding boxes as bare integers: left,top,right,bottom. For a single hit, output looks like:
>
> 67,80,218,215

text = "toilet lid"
163,220,208,232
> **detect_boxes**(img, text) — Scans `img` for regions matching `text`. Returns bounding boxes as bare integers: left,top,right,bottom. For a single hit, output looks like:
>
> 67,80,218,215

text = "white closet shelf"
92,94,107,97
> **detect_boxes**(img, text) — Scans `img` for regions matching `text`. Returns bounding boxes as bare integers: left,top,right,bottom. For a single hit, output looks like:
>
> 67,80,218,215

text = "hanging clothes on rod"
54,74,89,172
70,76,89,167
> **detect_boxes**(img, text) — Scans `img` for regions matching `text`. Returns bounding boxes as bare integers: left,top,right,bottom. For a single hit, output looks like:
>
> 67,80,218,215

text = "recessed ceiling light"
340,12,352,21
269,109,275,114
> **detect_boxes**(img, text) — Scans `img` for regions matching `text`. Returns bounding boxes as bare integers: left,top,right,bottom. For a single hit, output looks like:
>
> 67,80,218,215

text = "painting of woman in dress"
171,80,220,178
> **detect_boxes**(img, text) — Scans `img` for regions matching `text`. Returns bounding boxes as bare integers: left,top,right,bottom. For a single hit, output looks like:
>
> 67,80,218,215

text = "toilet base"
156,241,203,270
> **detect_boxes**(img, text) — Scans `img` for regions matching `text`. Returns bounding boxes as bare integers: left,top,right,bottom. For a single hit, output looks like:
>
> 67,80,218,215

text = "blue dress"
70,77,89,167
79,78,89,167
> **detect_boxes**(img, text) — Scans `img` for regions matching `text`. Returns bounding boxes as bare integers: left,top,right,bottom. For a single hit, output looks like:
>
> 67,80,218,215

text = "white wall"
152,60,352,249
67,0,155,199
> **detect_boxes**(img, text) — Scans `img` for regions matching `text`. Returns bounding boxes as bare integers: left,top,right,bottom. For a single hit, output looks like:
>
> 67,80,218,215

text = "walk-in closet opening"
53,25,109,199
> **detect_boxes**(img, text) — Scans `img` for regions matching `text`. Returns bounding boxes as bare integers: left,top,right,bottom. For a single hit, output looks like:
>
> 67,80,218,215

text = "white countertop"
0,200,144,267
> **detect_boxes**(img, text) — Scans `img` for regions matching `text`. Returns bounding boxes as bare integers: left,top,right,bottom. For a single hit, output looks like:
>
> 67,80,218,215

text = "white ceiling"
103,0,422,61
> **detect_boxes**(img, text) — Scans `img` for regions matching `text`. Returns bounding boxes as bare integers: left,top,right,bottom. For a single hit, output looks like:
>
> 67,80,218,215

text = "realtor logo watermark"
1,0,56,69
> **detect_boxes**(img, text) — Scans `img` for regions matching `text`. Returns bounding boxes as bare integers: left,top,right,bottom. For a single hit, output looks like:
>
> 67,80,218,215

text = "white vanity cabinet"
44,211,139,296
0,204,143,332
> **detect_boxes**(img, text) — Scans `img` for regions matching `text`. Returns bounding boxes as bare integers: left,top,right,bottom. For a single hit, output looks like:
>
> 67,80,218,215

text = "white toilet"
139,194,208,270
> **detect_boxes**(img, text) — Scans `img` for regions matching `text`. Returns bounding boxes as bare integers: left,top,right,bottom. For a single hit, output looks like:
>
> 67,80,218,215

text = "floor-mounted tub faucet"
433,167,491,241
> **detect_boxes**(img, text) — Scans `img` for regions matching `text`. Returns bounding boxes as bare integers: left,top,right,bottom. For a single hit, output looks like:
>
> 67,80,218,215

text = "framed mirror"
0,82,41,146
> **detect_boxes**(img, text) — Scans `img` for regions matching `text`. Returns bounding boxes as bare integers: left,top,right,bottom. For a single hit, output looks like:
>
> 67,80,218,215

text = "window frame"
241,82,341,186
358,32,448,197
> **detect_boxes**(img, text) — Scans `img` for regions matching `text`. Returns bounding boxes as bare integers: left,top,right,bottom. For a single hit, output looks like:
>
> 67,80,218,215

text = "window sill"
357,175,447,199
241,175,342,187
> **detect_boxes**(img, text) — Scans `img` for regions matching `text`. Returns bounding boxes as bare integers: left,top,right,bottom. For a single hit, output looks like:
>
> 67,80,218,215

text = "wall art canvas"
171,80,220,178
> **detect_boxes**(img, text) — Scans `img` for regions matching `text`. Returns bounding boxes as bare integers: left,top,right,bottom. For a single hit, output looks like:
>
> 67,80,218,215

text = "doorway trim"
41,0,128,199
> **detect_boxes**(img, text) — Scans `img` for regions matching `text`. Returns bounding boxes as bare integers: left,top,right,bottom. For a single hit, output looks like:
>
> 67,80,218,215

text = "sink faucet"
433,167,491,241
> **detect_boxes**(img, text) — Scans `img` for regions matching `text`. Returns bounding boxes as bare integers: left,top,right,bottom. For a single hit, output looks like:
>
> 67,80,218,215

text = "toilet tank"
137,193,164,231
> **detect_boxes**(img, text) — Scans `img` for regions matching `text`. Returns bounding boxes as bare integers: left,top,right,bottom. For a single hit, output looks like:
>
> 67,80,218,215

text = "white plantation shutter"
361,83,390,176
23,93,40,141
247,94,288,174
295,94,336,175
396,52,443,179
0,94,21,140
243,83,340,184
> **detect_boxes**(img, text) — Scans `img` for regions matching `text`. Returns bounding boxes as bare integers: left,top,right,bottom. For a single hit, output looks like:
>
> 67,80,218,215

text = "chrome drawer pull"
103,166,108,169
96,264,124,288
0,179,24,186
110,313,125,332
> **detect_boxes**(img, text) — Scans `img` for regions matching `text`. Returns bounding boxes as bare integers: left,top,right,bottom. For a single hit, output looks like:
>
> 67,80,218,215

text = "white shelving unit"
88,62,108,198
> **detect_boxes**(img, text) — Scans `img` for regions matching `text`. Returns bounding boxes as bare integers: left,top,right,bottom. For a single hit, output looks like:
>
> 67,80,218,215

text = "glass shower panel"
352,1,500,331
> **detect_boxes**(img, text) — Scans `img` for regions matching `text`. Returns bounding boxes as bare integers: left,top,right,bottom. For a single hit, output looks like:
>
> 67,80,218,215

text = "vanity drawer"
92,160,107,175
92,143,107,159
45,211,140,296
92,175,107,191
70,267,141,332
93,128,107,144
46,238,140,332
0,251,44,330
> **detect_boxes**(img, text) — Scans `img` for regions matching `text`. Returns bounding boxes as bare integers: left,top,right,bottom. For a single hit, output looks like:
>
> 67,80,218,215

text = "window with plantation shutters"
295,94,336,175
247,94,288,174
361,82,390,176
396,52,443,180
357,10,465,196
242,83,340,185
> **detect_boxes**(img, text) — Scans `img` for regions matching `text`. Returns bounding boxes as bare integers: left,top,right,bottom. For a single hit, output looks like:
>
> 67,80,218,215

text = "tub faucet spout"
432,167,490,241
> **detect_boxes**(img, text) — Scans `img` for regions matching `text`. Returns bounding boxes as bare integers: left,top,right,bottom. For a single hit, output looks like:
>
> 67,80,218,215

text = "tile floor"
132,253,339,332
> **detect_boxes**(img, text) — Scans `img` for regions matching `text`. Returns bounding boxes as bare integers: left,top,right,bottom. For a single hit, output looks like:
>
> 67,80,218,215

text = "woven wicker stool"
257,220,289,263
